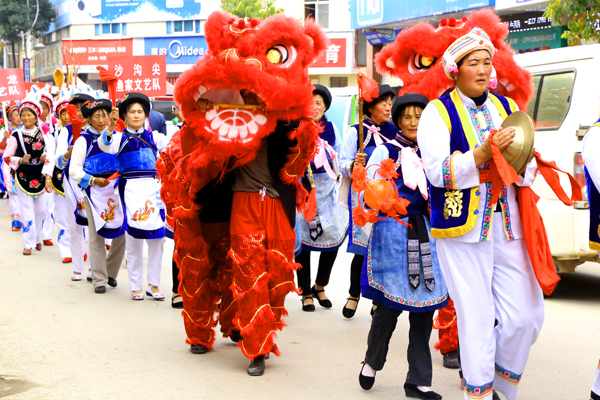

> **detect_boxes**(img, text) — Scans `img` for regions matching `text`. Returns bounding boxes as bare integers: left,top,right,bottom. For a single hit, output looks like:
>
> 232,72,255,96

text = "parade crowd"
1,10,600,400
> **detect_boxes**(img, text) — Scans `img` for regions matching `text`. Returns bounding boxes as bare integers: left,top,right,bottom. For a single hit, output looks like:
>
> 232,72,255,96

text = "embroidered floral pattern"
101,198,117,223
302,222,349,248
479,183,494,241
443,155,452,189
366,251,448,307
468,105,494,144
32,141,43,150
498,188,514,240
132,200,155,222
29,179,41,189
495,364,522,385
464,380,493,399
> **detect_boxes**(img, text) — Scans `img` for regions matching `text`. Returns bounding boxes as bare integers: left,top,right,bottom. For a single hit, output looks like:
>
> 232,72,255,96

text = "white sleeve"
339,126,358,177
152,130,169,153
54,127,69,169
331,122,342,155
583,127,600,190
417,103,480,190
42,133,55,176
365,145,390,180
98,130,122,154
68,136,89,185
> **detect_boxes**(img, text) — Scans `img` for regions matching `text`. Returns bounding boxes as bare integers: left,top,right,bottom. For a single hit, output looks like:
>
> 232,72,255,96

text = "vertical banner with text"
0,69,27,102
108,55,167,98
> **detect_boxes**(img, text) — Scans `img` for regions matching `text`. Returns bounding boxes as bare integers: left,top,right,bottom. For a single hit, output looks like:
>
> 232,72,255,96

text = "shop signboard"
0,69,26,102
62,39,133,66
47,0,220,32
506,26,567,51
351,0,494,29
311,38,347,69
144,36,207,64
108,55,167,97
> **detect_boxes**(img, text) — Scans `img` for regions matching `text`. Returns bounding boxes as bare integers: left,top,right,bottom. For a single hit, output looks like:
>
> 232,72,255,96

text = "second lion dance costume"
157,11,326,376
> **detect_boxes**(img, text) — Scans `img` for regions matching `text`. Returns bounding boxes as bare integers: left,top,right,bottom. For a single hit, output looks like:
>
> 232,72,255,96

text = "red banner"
108,55,167,98
311,38,347,68
0,69,27,102
62,39,133,66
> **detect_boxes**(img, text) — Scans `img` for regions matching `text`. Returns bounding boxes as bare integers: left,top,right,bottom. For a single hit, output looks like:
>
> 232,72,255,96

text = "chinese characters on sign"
0,69,26,102
62,39,133,65
311,38,347,69
108,55,167,97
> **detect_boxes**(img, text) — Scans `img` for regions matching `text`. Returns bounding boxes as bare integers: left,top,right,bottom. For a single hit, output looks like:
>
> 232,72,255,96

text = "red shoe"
43,240,54,246
105,245,111,250
35,243,42,251
62,257,72,263
12,227,20,232
84,253,88,261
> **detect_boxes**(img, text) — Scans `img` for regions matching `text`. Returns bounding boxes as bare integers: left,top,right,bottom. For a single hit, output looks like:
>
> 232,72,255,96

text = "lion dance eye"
267,45,289,64
413,54,437,71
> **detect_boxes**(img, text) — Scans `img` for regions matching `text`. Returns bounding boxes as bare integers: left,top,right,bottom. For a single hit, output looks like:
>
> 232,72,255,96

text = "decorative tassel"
304,187,317,222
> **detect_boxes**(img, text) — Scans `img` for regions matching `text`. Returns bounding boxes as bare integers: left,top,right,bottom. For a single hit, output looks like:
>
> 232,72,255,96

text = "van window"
526,71,575,130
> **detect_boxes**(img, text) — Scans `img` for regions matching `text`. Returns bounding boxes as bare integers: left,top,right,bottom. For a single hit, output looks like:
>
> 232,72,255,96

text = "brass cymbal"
500,111,535,175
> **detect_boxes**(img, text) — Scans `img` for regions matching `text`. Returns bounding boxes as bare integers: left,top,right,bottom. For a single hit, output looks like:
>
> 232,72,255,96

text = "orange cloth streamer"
481,133,582,295
66,104,84,143
96,66,118,106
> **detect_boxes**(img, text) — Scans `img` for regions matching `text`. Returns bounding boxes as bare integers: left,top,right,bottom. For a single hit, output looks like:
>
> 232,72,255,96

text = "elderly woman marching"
99,93,166,301
339,85,396,318
417,28,543,400
69,99,127,294
3,97,55,255
39,92,60,248
296,84,348,311
358,93,446,400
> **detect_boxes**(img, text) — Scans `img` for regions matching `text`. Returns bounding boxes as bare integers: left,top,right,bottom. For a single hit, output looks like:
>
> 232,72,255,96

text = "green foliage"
220,0,282,19
545,0,600,45
0,0,56,41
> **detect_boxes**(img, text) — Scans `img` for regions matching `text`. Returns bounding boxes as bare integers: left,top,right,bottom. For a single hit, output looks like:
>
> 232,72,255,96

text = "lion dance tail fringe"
433,299,459,355
228,241,300,360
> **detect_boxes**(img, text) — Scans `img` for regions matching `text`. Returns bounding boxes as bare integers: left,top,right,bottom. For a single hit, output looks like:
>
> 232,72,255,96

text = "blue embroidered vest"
82,129,119,178
585,119,600,251
428,90,516,238
116,129,158,177
383,142,428,216
352,118,397,163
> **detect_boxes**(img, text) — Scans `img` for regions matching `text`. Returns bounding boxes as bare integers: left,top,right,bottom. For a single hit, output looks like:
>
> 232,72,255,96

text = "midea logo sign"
168,39,204,59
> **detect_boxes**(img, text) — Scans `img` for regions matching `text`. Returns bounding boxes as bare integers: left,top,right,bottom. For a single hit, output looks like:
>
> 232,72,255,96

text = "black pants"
349,254,364,298
365,303,435,386
295,248,338,296
172,255,180,294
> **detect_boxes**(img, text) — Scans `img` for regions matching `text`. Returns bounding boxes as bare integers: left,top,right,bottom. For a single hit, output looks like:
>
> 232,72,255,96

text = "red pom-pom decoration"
439,18,448,27
448,18,456,27
461,17,468,22
218,38,231,49
227,18,235,25
238,44,252,58
249,18,259,28
237,20,246,28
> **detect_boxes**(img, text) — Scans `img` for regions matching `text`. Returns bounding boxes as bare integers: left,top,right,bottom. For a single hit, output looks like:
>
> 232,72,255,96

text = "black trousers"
365,303,435,386
172,255,180,294
295,248,338,296
349,254,364,298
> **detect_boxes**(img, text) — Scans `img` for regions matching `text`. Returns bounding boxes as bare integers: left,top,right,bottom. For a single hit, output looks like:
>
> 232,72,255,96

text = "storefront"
308,32,359,89
143,36,207,84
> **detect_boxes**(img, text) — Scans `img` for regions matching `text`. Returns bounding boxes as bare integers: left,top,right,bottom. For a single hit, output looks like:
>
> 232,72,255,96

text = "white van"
514,44,600,273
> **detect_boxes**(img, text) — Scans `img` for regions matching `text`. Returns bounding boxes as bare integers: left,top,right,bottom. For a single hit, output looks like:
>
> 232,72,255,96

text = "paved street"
1,199,599,400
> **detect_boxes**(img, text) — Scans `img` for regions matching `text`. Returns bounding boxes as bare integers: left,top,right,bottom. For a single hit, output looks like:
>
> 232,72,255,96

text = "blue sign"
144,36,208,64
47,0,70,32
23,58,31,82
351,0,495,29
364,28,403,45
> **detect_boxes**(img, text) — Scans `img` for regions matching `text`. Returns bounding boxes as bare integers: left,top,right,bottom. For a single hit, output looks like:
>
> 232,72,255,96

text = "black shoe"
87,276,92,282
0,191,5,199
94,286,106,294
171,294,183,309
404,383,442,399
247,355,265,376
107,277,117,288
443,350,461,369
302,296,315,312
342,297,359,318
493,390,501,400
230,330,242,343
311,285,332,308
359,363,375,390
591,391,600,400
190,344,208,354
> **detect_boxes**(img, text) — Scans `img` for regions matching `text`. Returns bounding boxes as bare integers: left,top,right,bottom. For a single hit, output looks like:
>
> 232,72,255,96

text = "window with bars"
304,0,329,29
168,20,198,34
330,76,348,88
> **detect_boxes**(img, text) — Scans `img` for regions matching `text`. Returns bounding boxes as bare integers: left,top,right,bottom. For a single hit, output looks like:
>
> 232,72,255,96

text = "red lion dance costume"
157,11,326,372
373,9,533,361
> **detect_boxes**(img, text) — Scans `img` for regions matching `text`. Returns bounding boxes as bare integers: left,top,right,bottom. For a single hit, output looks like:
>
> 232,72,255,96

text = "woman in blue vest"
418,28,543,400
358,93,446,400
99,92,166,301
582,116,600,400
69,99,127,294
296,84,347,311
339,85,396,318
